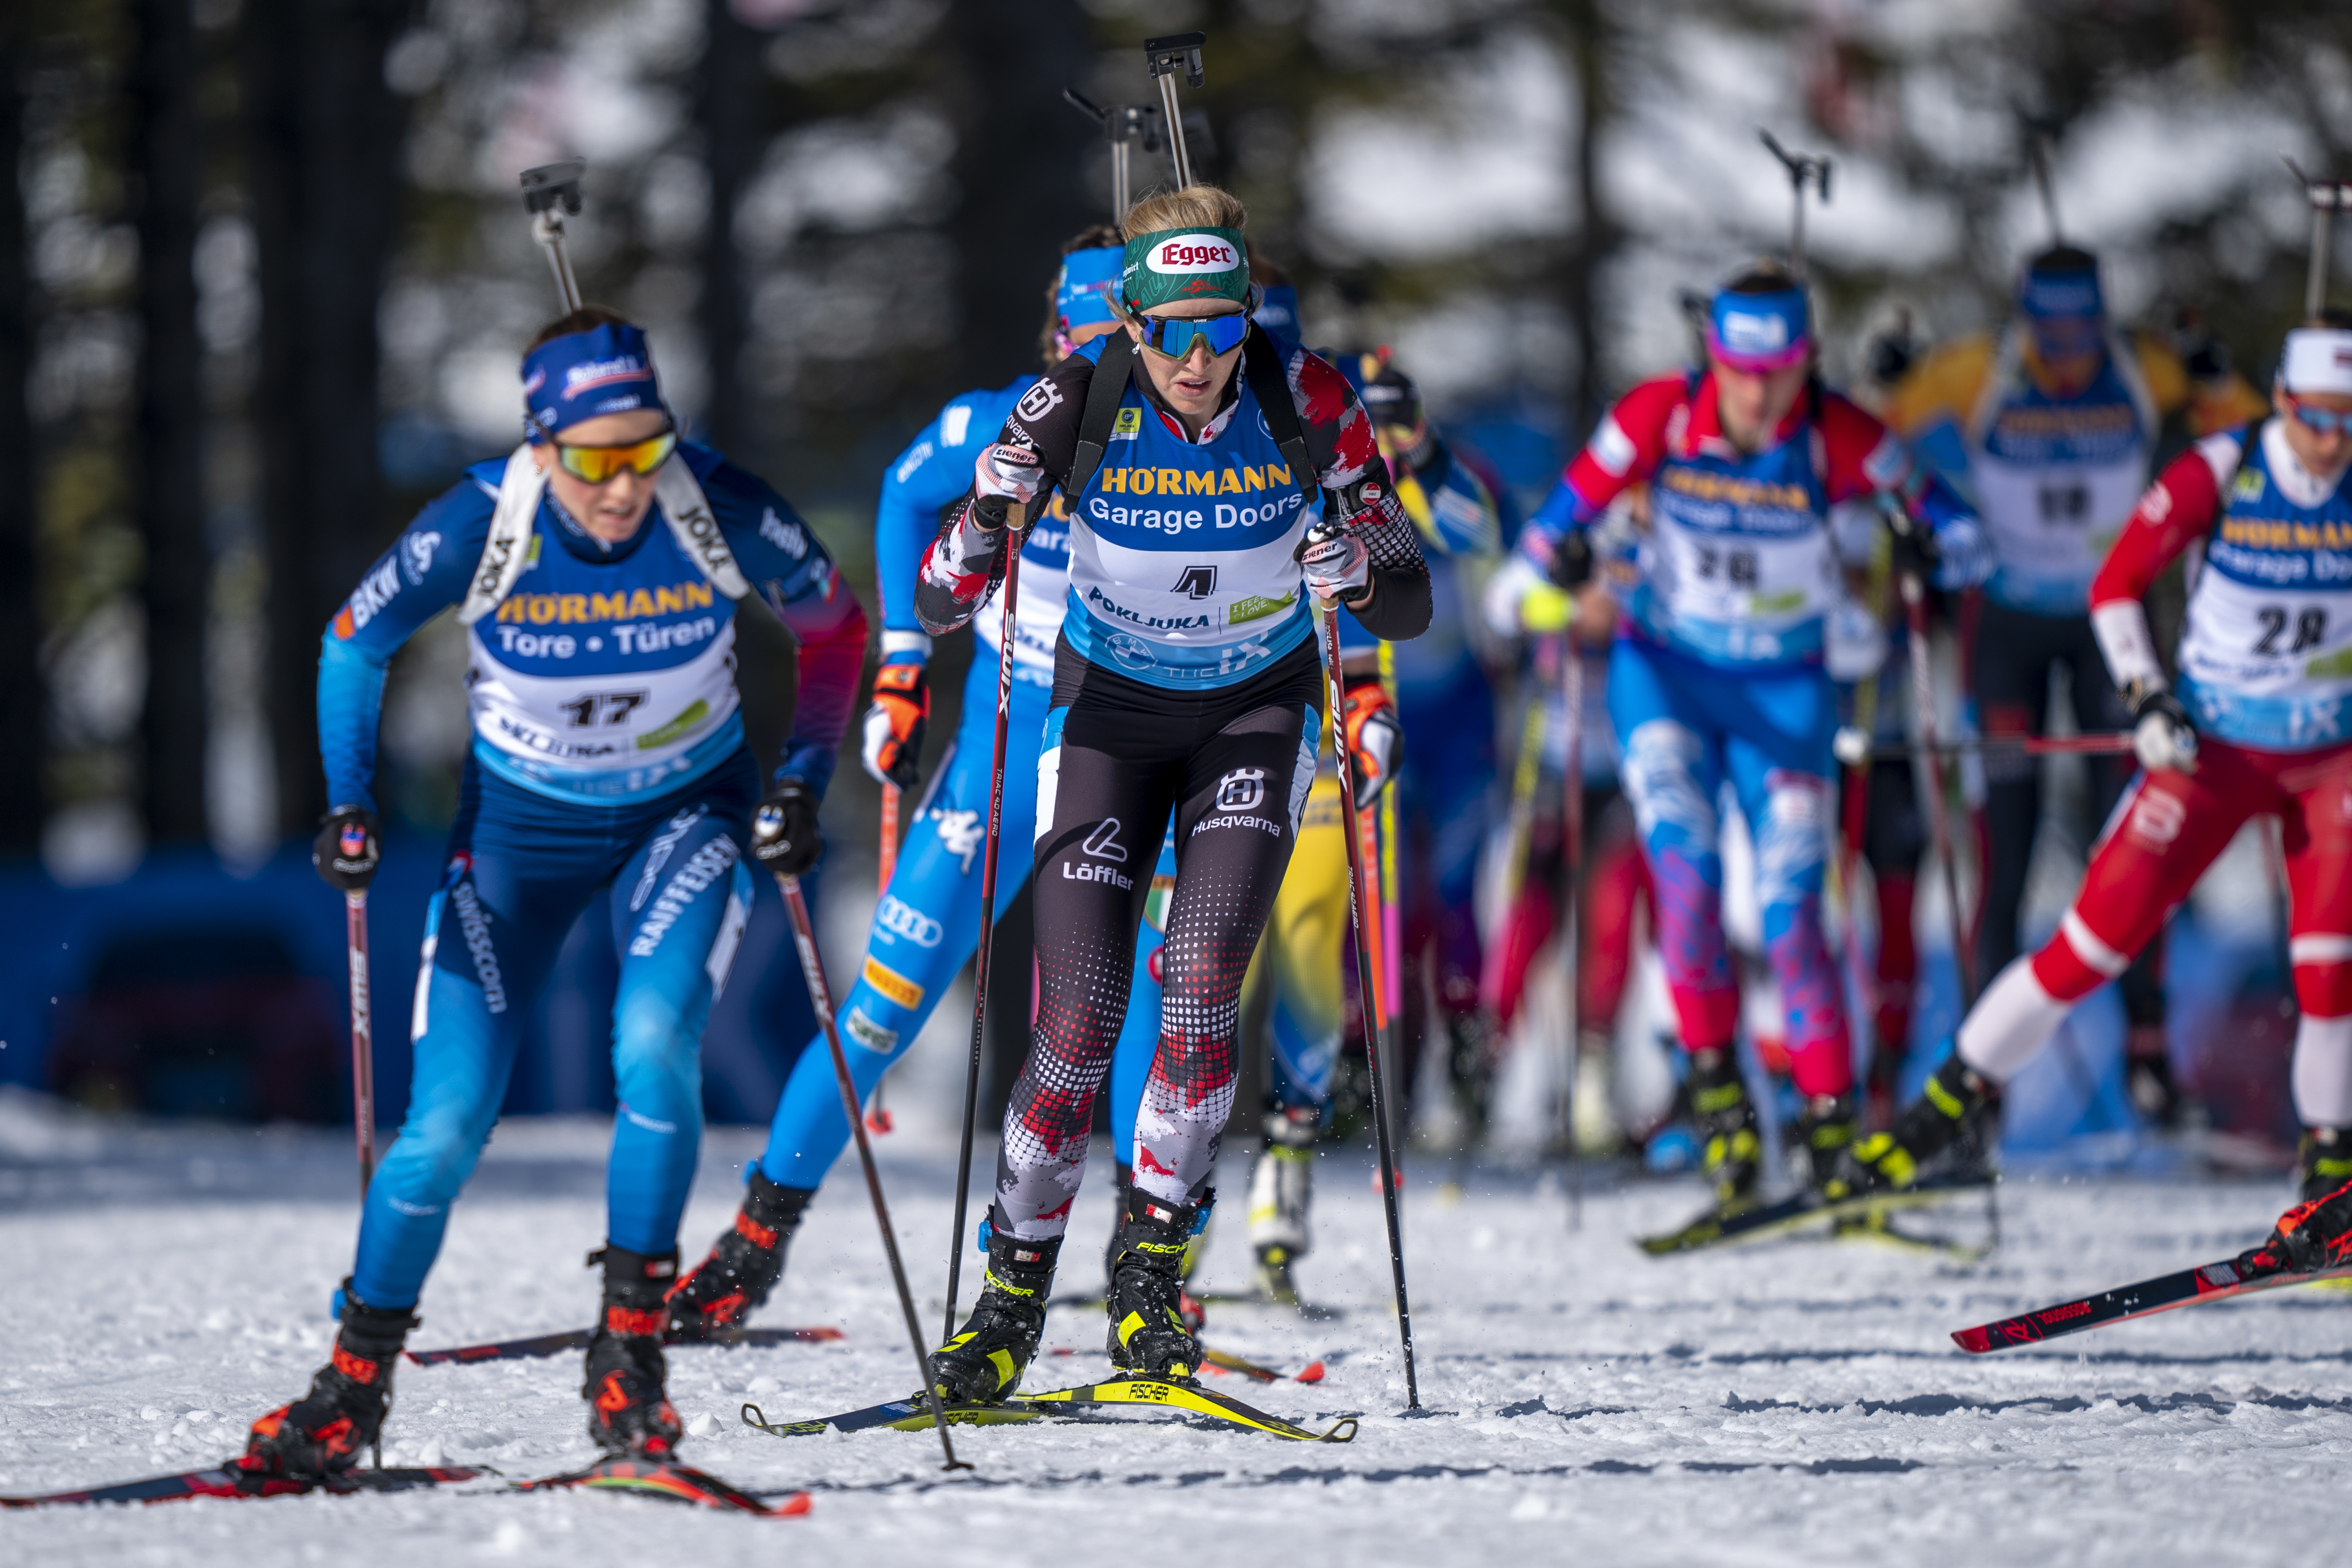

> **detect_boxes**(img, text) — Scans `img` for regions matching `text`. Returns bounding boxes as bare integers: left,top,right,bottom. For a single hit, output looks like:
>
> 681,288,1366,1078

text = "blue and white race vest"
1060,338,1323,689
2176,419,2352,752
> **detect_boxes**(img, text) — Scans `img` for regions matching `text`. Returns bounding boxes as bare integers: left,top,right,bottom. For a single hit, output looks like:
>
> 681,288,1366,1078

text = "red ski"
514,1458,809,1516
0,1464,487,1510
406,1325,842,1366
1952,1254,2352,1353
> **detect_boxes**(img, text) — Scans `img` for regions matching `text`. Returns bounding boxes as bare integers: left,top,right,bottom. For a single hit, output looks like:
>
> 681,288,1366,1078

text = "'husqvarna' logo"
1216,769,1265,812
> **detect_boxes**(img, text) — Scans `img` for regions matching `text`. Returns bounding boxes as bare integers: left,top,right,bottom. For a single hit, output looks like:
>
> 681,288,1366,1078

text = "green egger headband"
1121,226,1251,312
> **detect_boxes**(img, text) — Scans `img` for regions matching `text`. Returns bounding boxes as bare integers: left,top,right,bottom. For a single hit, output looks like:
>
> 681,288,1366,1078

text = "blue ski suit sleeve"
875,382,1027,660
687,444,867,797
317,471,497,813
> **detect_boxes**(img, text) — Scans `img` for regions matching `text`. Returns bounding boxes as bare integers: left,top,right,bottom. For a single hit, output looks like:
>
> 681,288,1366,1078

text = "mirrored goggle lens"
1142,313,1251,358
2291,396,2352,437
556,430,677,483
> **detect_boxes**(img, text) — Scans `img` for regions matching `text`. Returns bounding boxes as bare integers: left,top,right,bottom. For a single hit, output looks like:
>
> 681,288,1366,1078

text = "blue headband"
1707,287,1810,371
2020,262,2104,321
1252,283,1300,336
521,322,666,442
1055,246,1125,331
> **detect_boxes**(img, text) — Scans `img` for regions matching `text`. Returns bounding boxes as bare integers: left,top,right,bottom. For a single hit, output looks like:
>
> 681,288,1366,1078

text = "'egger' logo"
1146,234,1240,274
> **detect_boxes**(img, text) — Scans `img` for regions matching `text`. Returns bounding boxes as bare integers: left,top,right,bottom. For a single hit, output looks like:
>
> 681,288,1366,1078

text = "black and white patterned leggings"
992,642,1324,1242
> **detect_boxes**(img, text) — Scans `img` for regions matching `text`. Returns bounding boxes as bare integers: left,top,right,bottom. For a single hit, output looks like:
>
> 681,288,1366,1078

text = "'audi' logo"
876,896,943,948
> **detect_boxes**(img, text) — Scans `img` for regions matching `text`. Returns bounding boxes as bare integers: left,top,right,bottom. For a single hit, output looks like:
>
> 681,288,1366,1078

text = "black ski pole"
1883,500,1978,1007
1306,531,1421,1410
1558,631,1584,1232
943,501,1029,1342
774,873,971,1471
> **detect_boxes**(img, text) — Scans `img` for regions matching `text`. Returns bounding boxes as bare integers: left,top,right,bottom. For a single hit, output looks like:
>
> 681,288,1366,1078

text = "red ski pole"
1308,537,1421,1411
344,891,376,1192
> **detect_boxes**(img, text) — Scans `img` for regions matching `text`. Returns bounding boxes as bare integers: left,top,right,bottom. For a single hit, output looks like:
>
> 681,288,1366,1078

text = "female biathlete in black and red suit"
911,185,1431,1400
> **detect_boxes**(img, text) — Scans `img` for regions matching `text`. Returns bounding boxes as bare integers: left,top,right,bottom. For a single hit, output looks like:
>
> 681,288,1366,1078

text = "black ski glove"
1546,529,1594,590
752,779,823,877
1887,512,1941,584
313,807,381,894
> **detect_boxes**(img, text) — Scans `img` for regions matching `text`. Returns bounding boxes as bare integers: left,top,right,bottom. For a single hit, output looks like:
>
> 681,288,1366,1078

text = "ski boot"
930,1227,1059,1405
1691,1048,1761,1208
2245,1175,2352,1276
666,1171,811,1342
2299,1128,2352,1204
1248,1104,1318,1306
1106,1189,1204,1382
1827,1054,1995,1200
241,1282,416,1479
584,1245,684,1458
1794,1092,1860,1191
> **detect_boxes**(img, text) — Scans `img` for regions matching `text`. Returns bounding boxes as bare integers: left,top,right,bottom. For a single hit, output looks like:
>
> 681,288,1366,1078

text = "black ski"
1638,1172,1995,1256
514,1457,808,1516
0,1464,489,1510
742,1377,1357,1444
1952,1253,2352,1353
405,1325,841,1366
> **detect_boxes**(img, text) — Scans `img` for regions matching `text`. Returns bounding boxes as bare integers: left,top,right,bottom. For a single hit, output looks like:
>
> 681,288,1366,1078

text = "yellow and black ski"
1638,1172,1996,1256
742,1377,1356,1444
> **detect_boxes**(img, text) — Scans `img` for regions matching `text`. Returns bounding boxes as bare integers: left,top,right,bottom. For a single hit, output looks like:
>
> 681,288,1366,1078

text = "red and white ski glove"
1339,673,1401,809
860,660,929,791
1298,527,1371,603
972,443,1044,531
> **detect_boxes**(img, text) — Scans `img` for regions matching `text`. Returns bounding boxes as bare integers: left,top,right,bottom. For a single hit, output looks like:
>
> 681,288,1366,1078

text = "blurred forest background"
3,0,2349,878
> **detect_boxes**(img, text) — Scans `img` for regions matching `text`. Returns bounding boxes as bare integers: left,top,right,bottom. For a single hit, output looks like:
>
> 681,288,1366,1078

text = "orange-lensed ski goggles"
555,428,677,483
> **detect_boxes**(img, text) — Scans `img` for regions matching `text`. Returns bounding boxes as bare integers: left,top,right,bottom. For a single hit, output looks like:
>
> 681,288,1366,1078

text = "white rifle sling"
457,446,550,626
654,456,752,602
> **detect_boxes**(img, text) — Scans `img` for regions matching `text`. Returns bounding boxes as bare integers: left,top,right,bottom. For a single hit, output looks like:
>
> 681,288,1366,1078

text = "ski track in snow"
6,1116,2352,1566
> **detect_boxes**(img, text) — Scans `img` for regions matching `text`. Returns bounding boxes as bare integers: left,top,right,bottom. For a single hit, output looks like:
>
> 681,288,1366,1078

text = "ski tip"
1295,1360,1326,1384
1951,1325,1994,1354
778,1491,814,1516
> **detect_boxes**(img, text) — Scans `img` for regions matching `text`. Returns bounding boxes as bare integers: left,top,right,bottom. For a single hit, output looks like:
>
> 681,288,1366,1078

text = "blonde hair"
1121,184,1247,241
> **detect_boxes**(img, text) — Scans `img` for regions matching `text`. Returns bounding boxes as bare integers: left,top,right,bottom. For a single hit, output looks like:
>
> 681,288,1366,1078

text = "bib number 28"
1694,545,1757,588
2253,607,2327,656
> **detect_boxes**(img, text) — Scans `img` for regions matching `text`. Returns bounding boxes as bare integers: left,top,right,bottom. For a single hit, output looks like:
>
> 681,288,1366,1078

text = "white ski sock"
1955,958,2073,1084
2293,1014,2352,1128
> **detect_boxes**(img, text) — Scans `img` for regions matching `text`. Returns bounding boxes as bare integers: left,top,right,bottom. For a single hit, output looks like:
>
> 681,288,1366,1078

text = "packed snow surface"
6,1104,2352,1566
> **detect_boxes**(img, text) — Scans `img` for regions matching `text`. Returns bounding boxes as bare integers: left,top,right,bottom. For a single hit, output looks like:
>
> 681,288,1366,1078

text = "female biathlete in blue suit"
239,308,864,1476
914,185,1431,1400
664,229,1187,1332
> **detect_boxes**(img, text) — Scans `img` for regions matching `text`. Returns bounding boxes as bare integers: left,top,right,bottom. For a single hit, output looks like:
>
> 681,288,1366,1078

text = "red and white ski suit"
1956,419,2352,1126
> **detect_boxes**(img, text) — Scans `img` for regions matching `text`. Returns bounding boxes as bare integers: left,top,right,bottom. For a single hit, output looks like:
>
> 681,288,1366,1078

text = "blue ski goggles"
1133,310,1251,360
2285,391,2352,437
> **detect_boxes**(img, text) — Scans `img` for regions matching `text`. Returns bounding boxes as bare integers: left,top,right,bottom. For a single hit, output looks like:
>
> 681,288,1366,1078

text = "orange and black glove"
1339,673,1402,811
860,660,929,791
